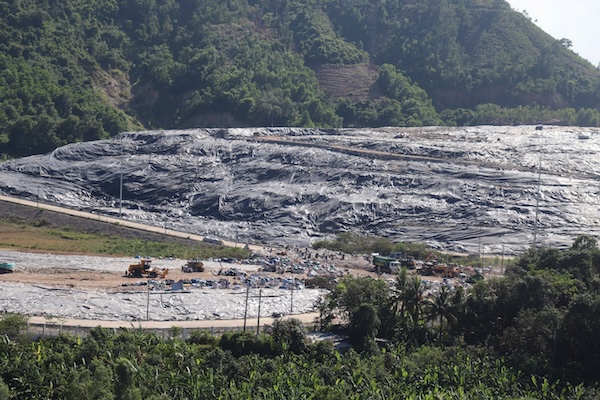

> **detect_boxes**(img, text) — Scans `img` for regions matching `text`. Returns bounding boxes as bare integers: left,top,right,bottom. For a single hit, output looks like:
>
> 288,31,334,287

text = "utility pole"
256,289,262,334
243,286,250,332
501,244,505,275
533,155,542,248
290,277,294,314
119,136,124,218
478,226,482,258
146,280,150,320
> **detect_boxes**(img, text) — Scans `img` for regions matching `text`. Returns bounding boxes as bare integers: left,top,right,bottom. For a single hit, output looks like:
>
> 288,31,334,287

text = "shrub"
0,313,28,340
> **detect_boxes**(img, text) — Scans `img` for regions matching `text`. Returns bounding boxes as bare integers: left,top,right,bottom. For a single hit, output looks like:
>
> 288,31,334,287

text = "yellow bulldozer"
126,258,168,278
181,259,205,273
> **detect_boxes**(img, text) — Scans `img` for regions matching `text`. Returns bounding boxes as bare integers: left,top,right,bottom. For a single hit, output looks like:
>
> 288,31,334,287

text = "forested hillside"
1,0,600,157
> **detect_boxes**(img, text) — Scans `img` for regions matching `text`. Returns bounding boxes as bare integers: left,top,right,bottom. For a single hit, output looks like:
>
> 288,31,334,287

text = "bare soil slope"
314,63,383,101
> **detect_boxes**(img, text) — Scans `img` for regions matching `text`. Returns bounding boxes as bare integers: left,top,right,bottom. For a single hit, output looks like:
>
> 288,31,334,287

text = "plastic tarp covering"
1,126,599,256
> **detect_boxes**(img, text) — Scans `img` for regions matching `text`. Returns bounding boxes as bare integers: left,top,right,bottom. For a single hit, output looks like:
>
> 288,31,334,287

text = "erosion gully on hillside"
1,126,599,257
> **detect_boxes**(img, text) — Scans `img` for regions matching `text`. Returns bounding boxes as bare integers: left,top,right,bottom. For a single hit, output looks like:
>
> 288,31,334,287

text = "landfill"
0,250,323,321
1,125,599,257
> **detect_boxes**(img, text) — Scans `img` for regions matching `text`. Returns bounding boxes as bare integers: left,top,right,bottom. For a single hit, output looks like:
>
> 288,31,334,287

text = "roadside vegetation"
314,232,506,268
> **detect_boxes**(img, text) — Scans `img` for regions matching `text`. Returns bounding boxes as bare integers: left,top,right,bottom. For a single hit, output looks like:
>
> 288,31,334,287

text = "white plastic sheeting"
1,126,599,256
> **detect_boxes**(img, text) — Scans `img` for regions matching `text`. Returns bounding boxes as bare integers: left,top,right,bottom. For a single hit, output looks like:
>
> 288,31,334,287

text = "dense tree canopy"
319,234,600,386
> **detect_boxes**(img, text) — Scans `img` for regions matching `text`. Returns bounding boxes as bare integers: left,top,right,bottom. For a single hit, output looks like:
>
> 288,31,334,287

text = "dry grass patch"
0,220,108,254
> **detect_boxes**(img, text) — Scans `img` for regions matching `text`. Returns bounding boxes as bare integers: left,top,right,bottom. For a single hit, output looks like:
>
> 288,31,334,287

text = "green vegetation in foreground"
0,218,250,259
316,235,600,384
0,318,592,399
3,230,600,397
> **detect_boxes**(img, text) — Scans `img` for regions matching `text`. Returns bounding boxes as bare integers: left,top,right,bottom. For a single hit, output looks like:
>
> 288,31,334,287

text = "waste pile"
2,126,599,256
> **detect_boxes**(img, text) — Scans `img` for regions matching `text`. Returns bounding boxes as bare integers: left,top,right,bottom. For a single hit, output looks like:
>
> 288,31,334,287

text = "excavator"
126,258,169,278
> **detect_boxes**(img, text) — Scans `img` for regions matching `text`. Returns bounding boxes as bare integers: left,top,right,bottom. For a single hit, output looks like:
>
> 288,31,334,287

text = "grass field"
0,217,251,260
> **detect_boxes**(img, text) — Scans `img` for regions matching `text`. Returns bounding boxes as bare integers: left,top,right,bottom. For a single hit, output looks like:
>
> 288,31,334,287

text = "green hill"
1,0,599,157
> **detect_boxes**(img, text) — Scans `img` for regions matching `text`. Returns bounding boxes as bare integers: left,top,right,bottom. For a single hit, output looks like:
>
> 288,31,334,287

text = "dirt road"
28,312,321,330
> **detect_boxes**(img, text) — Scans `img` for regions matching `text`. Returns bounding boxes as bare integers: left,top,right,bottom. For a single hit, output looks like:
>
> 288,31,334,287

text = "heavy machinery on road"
182,259,205,273
126,258,168,278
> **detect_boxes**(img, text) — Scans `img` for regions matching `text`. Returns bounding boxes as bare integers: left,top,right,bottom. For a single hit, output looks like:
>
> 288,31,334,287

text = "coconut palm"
426,285,458,344
392,268,427,335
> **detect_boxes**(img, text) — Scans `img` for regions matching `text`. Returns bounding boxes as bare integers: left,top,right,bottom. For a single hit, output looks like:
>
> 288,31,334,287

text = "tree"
269,318,308,354
326,276,390,322
0,313,28,340
0,377,13,399
571,234,597,251
559,38,573,49
556,294,600,383
426,285,457,344
114,357,141,400
66,359,115,400
218,331,274,357
499,307,562,375
348,303,380,352
392,268,427,338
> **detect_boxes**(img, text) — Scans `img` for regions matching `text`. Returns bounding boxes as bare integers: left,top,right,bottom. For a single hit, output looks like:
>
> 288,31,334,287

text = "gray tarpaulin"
2,126,599,256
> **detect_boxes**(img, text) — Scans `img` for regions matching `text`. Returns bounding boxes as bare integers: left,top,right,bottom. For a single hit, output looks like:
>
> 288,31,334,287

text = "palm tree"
392,268,427,334
426,285,458,344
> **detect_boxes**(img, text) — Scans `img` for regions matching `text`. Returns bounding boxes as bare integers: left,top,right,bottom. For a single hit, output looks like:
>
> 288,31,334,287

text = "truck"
372,255,401,274
422,262,459,278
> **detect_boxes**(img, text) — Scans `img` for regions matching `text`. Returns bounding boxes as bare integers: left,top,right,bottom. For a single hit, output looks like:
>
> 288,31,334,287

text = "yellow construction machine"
181,259,205,273
126,258,168,278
